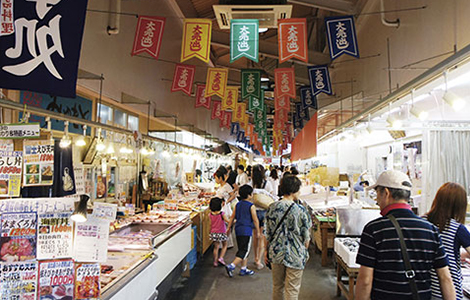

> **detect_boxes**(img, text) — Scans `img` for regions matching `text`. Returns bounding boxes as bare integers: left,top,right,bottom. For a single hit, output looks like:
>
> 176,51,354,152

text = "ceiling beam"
287,0,356,15
211,31,330,66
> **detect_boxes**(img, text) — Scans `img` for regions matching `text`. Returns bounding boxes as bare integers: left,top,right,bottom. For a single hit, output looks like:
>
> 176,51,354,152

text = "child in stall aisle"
225,185,260,277
209,197,229,267
214,166,238,248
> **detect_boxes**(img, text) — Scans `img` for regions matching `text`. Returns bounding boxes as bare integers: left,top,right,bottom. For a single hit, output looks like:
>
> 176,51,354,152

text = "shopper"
252,164,276,270
225,185,260,277
226,165,237,189
426,182,470,300
267,168,280,197
246,165,252,182
264,175,312,300
209,197,229,267
355,170,455,300
214,166,237,248
290,167,299,176
236,164,249,188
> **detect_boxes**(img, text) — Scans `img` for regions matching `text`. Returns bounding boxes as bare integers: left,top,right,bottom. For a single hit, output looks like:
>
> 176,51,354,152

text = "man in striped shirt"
355,170,455,300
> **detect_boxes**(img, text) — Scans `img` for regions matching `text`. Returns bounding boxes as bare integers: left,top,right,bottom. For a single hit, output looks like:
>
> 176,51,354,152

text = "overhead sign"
230,19,259,63
300,86,318,109
308,65,332,96
241,69,261,99
194,84,211,109
181,19,212,63
171,63,195,96
275,68,296,99
222,86,238,111
325,15,359,61
131,16,166,60
205,68,228,98
0,123,39,139
278,18,308,63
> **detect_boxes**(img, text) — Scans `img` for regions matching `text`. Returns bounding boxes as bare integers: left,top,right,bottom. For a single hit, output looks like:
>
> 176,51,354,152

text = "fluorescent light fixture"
443,91,466,111
261,77,269,82
410,106,428,121
258,28,268,33
71,195,89,223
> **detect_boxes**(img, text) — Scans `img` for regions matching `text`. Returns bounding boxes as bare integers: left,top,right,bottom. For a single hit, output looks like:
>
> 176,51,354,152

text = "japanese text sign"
241,69,261,99
278,18,308,63
325,15,359,60
38,260,75,299
171,63,195,96
92,202,117,222
275,95,290,111
205,68,228,98
275,68,296,98
0,0,14,36
232,102,246,123
222,86,238,111
131,16,166,60
293,113,303,130
0,123,39,139
0,212,37,262
300,86,317,109
211,101,223,120
73,217,109,262
230,19,259,63
37,212,73,260
181,19,212,63
236,130,245,143
23,140,54,187
0,261,38,300
220,111,231,129
248,90,264,113
194,84,211,109
0,150,22,197
0,0,89,97
240,111,249,131
230,123,239,136
308,65,332,96
75,262,101,299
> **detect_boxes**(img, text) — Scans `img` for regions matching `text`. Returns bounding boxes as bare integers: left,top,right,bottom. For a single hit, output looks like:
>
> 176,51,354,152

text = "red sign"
195,84,211,109
220,111,232,129
278,18,308,63
131,16,166,59
275,68,296,98
171,64,195,96
211,101,223,120
275,95,291,111
0,0,14,36
276,109,289,123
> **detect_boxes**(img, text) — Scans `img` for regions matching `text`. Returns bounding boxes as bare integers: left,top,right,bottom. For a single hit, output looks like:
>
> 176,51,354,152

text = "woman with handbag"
264,175,312,300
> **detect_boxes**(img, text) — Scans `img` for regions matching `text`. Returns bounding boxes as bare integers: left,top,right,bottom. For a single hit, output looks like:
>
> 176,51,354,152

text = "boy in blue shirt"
225,184,260,277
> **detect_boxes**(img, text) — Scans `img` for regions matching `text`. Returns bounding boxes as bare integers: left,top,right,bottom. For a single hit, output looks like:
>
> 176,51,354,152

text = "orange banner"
181,19,212,63
291,112,317,161
205,68,228,98
222,86,238,111
240,112,249,131
246,124,254,139
274,68,296,98
278,18,308,63
232,102,246,123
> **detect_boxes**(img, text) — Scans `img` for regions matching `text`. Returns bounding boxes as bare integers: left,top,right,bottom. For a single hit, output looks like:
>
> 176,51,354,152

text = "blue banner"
0,0,89,97
299,106,310,122
300,86,318,110
20,91,92,135
230,122,240,136
308,65,332,97
237,130,245,143
325,16,359,61
293,114,303,130
295,102,302,119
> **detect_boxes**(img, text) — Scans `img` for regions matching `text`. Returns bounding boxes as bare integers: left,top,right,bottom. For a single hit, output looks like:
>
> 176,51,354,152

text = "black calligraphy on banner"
0,0,89,97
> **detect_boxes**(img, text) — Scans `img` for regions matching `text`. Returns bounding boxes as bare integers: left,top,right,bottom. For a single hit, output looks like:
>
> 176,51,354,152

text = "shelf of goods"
101,211,192,300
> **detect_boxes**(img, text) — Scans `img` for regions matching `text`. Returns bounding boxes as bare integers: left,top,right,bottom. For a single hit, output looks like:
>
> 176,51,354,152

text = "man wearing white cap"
355,170,455,300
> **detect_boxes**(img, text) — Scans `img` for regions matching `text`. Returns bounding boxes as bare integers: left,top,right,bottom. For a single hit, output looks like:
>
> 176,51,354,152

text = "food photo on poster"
38,260,75,300
0,212,37,262
0,261,38,300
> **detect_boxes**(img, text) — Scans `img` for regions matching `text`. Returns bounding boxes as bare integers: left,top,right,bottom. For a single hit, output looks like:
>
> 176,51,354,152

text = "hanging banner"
236,131,245,143
240,113,249,132
37,212,73,260
0,123,40,139
38,259,75,299
0,150,22,197
220,111,232,129
181,19,212,63
230,19,259,63
293,113,303,130
0,0,89,97
325,15,359,61
273,115,285,132
171,63,196,96
222,86,238,111
275,68,296,98
230,122,239,136
254,107,264,123
0,261,38,300
205,68,228,98
248,90,264,113
308,65,332,96
232,102,246,123
286,124,293,143
255,118,265,133
300,106,310,121
278,18,308,63
131,16,166,59
275,95,290,111
23,140,54,186
211,101,223,120
75,262,101,300
276,109,289,123
0,212,37,262
246,124,254,140
241,69,261,99
194,84,211,109
300,86,318,109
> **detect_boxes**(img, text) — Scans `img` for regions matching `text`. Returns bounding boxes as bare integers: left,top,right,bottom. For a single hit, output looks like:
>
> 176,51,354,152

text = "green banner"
241,69,261,99
248,90,264,113
254,108,263,123
231,19,259,63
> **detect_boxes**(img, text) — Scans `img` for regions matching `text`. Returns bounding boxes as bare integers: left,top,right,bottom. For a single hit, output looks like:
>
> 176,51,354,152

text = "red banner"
211,101,223,120
276,109,289,123
275,68,296,98
273,116,285,132
195,84,211,109
291,112,317,161
220,111,232,129
278,18,308,63
131,16,166,59
171,64,195,96
275,95,291,111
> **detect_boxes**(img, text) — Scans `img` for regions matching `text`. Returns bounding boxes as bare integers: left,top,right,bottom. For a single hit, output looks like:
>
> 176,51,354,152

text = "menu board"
0,197,75,214
37,212,73,260
75,263,100,299
73,217,109,262
0,150,23,197
0,123,40,139
23,140,54,186
38,260,74,300
0,261,38,300
0,212,37,262
92,202,117,222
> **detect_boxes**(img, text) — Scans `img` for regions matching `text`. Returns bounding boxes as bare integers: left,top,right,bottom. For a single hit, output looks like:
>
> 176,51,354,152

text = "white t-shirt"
267,177,279,197
236,172,249,187
216,182,233,202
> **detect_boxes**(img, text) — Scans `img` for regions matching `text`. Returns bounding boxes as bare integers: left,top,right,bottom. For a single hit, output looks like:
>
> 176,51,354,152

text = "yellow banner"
222,86,238,111
240,113,249,131
205,68,228,98
181,19,212,63
233,102,246,123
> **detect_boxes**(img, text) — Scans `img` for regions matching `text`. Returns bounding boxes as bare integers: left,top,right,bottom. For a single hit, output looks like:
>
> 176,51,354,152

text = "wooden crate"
313,221,335,251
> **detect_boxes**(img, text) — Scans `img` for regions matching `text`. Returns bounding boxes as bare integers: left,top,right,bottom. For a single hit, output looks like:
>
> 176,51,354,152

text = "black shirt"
227,171,237,188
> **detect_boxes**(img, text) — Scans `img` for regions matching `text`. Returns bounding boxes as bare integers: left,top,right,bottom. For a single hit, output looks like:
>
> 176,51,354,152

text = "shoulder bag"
266,203,295,269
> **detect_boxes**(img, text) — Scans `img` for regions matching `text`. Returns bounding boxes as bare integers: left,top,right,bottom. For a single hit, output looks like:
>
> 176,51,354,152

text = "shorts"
256,210,266,228
210,232,228,242
236,235,252,260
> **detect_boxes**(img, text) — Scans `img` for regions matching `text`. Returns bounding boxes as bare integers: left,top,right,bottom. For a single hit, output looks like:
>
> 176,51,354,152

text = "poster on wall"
0,261,38,300
0,139,14,151
38,259,75,300
0,212,37,262
75,262,101,300
37,212,73,260
73,217,109,262
23,140,54,186
0,150,22,197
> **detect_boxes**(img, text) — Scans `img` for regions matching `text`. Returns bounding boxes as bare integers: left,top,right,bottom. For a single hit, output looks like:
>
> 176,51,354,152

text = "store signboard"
0,212,37,262
23,140,54,187
0,150,22,197
37,212,73,260
0,261,38,300
38,259,75,300
75,262,101,299
0,123,40,139
20,91,92,134
73,217,109,262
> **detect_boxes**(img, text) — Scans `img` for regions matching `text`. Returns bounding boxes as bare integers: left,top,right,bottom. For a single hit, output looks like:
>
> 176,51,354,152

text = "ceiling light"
443,91,466,111
410,106,428,121
261,77,269,82
106,144,115,154
75,125,87,147
386,115,402,129
96,128,105,151
60,121,71,148
258,28,268,33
